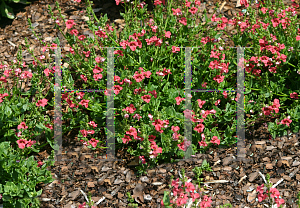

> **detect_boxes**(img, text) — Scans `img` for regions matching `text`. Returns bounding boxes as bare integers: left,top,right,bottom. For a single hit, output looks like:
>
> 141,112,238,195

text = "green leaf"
68,74,74,85
142,104,148,111
214,33,223,40
162,191,171,206
5,106,12,116
18,0,31,4
166,106,176,117
0,1,15,19
204,12,210,23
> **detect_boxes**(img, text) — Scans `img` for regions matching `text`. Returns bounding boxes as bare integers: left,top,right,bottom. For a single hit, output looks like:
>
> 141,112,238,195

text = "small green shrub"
0,141,55,208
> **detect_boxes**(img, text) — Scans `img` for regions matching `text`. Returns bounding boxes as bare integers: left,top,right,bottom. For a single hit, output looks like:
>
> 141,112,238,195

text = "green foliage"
0,141,55,207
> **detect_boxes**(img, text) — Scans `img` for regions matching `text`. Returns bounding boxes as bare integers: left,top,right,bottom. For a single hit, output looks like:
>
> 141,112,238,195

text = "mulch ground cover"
0,0,300,207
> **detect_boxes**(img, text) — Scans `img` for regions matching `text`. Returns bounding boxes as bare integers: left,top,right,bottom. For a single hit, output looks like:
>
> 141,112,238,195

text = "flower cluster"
257,184,285,207
161,176,213,208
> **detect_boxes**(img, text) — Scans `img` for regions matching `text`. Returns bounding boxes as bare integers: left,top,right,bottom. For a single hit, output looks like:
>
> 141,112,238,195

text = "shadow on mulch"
0,0,40,29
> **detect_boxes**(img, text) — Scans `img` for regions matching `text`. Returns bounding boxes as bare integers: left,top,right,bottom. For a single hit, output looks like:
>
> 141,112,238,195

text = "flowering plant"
161,168,213,208
1,0,299,177
0,0,299,205
161,167,298,207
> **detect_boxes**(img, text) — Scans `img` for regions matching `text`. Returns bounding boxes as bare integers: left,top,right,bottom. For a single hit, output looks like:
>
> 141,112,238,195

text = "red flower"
37,161,44,167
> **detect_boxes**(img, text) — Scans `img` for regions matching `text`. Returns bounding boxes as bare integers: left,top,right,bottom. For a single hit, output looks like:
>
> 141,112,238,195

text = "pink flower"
114,50,124,58
36,98,48,107
198,139,207,147
78,202,86,208
45,124,53,130
0,76,7,83
93,66,103,74
133,73,145,82
177,141,187,151
176,192,189,206
267,188,280,199
122,135,132,144
185,182,195,193
165,31,171,38
133,113,142,121
194,123,205,133
93,73,103,81
172,8,182,16
172,46,180,53
78,35,86,41
175,96,185,105
189,7,198,14
211,136,220,145
128,41,138,51
213,75,225,83
88,121,97,128
122,104,136,114
70,29,79,36
139,155,146,164
290,92,299,99
87,130,95,135
80,74,87,82
114,85,123,95
88,138,99,148
275,198,285,206
126,126,138,139
171,126,180,132
44,68,50,77
257,184,264,194
215,99,221,106
149,90,157,98
280,117,292,126
16,131,22,137
19,71,32,79
95,56,105,63
258,193,268,202
200,195,212,207
65,19,76,29
80,129,88,137
26,139,36,148
83,51,91,57
18,122,28,130
50,43,58,50
79,99,90,108
197,99,206,108
17,139,28,149
201,82,207,88
141,94,151,103
240,0,249,7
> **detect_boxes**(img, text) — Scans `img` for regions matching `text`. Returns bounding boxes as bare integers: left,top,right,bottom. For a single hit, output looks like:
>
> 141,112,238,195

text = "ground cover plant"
0,0,300,206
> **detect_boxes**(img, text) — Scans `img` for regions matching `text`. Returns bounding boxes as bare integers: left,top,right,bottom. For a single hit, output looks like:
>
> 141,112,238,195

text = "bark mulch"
0,0,300,207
